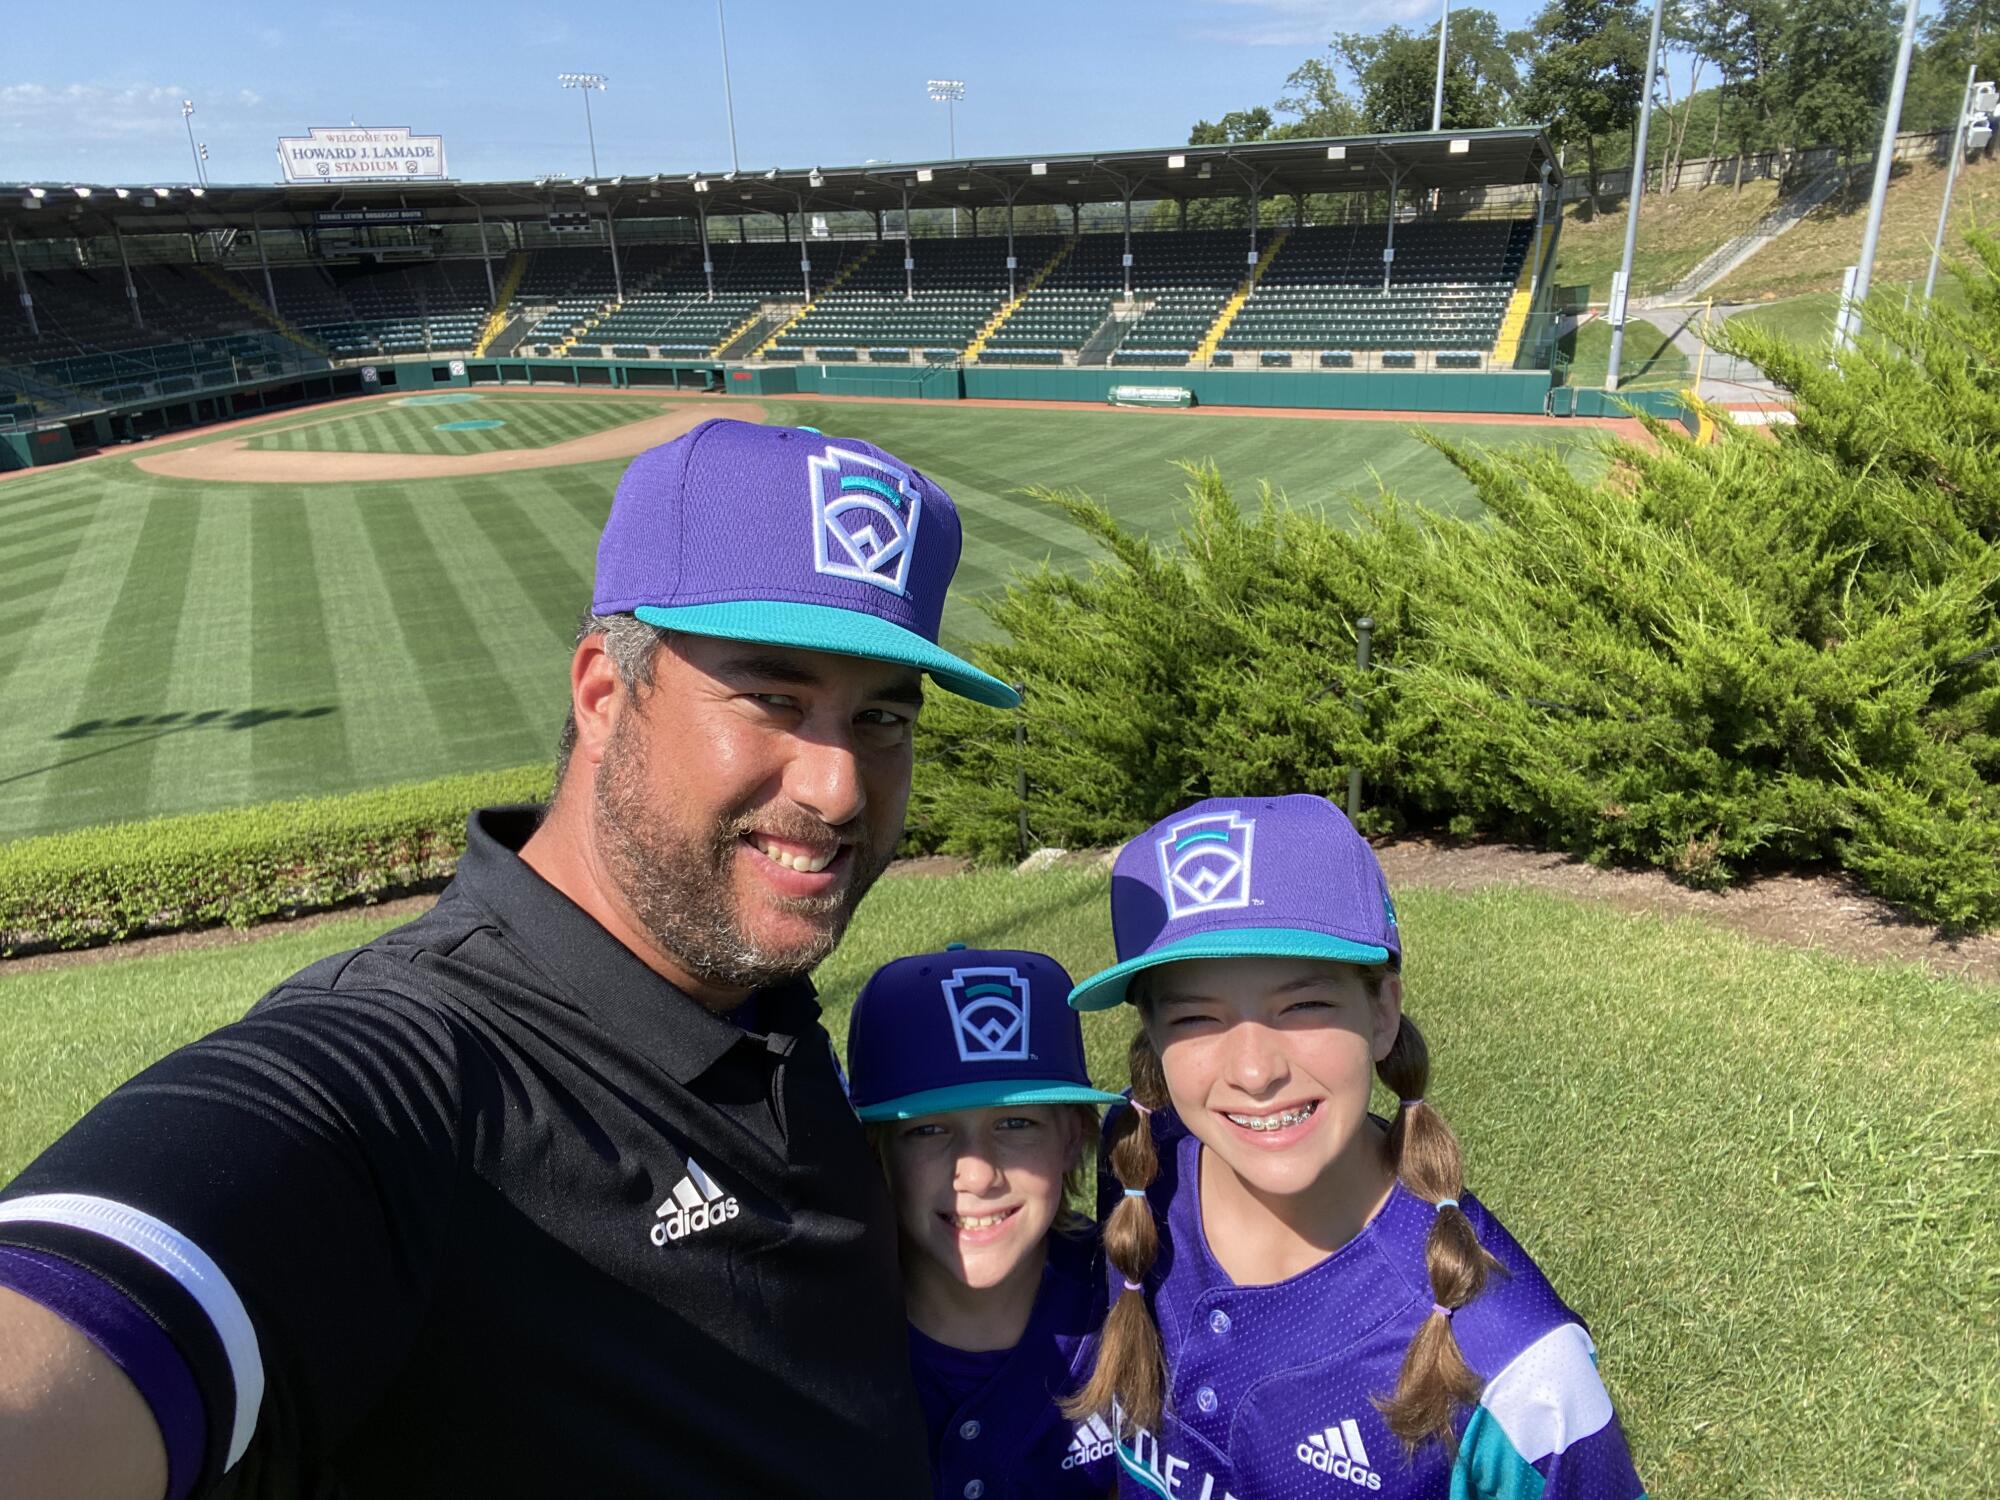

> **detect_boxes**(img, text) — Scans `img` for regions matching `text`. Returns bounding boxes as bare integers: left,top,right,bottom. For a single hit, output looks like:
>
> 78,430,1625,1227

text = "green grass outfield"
0,391,1598,843
2,876,1992,1497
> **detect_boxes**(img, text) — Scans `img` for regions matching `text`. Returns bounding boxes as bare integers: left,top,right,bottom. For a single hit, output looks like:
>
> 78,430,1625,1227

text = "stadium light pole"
1840,0,1923,351
929,79,964,236
1923,65,1980,303
558,73,608,177
1604,0,1665,392
716,0,742,176
1431,0,1450,132
180,99,206,187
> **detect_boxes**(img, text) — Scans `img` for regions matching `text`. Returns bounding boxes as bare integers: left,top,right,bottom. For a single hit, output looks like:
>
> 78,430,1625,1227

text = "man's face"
591,633,922,996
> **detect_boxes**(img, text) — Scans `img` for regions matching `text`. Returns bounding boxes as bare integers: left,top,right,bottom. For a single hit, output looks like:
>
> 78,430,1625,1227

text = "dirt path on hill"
8,838,1994,983
130,399,761,484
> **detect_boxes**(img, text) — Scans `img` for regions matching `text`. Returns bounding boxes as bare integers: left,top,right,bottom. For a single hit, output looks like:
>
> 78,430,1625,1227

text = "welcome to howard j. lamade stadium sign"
276,127,448,183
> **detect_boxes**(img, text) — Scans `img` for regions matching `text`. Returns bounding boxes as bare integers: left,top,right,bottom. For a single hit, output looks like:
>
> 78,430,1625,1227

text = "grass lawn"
0,397,1592,843
1551,179,1781,301
1723,276,1974,354
1557,316,1692,389
2,876,1993,1497
244,393,652,455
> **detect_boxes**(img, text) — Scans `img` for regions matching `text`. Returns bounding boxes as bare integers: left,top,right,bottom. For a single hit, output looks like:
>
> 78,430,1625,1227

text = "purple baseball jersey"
908,1230,1117,1500
1108,1118,1646,1500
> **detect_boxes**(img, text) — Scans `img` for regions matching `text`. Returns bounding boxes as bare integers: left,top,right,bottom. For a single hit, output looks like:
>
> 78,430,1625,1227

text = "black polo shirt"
0,807,930,1498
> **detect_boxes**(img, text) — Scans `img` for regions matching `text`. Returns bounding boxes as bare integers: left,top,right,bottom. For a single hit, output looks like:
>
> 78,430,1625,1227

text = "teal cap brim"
1067,926,1392,1011
854,1079,1126,1122
633,600,1019,708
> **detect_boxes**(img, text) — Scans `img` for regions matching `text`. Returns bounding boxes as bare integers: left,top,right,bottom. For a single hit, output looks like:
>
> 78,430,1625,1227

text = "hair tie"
1123,1187,1148,1199
1129,1100,1153,1118
1433,1197,1459,1213
1430,1301,1454,1320
1123,1278,1145,1293
1399,1097,1424,1110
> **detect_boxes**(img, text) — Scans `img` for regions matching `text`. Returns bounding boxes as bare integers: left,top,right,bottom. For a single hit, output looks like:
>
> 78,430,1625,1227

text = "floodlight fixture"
1030,162,1047,175
72,186,92,198
693,177,710,192
190,186,205,197
1326,145,1346,160
114,187,130,199
1167,154,1186,169
916,168,934,182
557,72,610,177
809,168,824,187
1448,138,1470,153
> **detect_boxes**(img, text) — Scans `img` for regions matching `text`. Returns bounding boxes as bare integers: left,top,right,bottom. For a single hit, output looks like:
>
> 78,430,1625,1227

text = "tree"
1774,0,1898,163
1907,0,2000,133
1520,0,1650,209
1682,0,1790,187
1332,18,1506,133
1273,58,1367,139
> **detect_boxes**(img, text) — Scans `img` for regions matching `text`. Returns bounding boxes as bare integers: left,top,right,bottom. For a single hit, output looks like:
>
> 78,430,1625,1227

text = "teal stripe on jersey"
1452,1406,1545,1500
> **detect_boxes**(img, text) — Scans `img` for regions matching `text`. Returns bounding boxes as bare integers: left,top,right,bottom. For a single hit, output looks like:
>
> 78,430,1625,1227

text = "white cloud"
0,83,193,138
1192,0,1436,47
238,89,264,108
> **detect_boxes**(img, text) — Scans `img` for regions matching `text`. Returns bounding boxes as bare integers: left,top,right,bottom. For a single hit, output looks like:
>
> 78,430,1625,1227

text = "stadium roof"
1,128,1558,240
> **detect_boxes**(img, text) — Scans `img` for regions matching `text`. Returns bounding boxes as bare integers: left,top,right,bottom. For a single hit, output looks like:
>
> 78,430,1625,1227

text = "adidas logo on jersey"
650,1158,740,1245
1062,1412,1118,1470
1297,1418,1381,1489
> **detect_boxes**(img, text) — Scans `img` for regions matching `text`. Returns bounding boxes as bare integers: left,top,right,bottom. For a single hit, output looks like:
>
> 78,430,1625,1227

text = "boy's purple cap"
1068,794,1400,1011
846,946,1124,1121
592,418,1017,708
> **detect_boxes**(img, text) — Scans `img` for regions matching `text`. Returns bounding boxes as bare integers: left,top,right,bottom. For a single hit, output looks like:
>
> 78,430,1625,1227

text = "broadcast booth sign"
277,127,448,183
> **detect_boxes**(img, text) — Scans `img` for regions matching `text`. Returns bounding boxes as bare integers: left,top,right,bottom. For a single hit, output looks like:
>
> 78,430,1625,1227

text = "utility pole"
1839,0,1923,350
1431,0,1450,132
929,79,964,236
1605,0,1665,391
1924,67,1984,303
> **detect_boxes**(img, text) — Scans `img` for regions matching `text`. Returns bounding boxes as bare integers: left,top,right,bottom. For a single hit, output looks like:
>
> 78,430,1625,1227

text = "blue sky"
2,0,1559,186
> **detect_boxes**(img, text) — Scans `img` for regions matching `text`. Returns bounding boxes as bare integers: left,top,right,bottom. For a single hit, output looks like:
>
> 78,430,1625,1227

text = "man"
0,418,1020,1499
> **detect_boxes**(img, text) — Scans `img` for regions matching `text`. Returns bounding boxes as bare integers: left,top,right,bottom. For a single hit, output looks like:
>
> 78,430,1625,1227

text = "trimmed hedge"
0,766,553,955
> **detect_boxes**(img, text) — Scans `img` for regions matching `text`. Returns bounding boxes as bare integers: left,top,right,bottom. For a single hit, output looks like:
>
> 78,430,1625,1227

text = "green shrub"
0,766,553,954
913,237,2000,928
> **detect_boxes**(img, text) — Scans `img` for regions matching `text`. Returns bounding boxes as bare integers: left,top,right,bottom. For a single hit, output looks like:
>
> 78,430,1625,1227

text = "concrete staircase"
195,264,325,355
1641,166,1853,307
749,243,882,358
553,247,696,355
713,310,788,360
1491,228,1558,365
964,238,1078,360
1194,229,1289,362
472,252,529,356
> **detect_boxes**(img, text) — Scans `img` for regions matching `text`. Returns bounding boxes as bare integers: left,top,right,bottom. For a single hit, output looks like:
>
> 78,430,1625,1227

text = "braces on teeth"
1226,1103,1318,1132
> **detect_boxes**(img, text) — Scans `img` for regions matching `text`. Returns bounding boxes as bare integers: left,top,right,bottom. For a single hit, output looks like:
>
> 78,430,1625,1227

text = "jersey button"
1208,1309,1232,1335
964,1481,986,1499
959,1420,982,1440
1195,1385,1219,1414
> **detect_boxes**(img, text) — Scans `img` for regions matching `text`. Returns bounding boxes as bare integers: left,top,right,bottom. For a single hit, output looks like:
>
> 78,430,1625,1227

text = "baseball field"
0,388,1613,843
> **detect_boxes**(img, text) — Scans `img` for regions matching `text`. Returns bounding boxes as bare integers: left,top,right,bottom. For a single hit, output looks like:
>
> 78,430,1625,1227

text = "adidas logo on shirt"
1062,1412,1118,1470
649,1158,740,1245
1296,1418,1381,1489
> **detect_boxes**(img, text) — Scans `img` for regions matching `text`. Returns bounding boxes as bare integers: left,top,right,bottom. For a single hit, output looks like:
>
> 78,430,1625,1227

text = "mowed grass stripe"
144,491,256,820
302,487,452,793
403,483,571,743
242,397,658,457
29,485,200,833
454,479,594,651
355,489,545,765
250,491,354,803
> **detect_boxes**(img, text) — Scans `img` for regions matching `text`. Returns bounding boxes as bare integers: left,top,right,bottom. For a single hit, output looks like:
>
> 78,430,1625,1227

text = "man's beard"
592,706,892,998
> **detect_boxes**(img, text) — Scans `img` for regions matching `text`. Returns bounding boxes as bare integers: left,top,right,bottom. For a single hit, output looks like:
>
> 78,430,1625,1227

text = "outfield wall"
4,355,1689,472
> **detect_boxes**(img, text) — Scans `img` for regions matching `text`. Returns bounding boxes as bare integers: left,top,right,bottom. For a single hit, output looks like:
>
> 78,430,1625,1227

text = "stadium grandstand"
2,129,1566,465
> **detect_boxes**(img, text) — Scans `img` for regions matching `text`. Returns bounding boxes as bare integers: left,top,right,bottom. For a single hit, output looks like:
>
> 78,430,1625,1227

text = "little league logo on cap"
1158,810,1256,919
1069,794,1402,1011
809,444,922,595
590,418,1017,708
943,967,1033,1063
846,947,1124,1121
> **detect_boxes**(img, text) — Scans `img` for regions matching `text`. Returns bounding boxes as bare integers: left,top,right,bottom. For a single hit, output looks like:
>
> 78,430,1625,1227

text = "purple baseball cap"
846,946,1124,1121
593,418,1018,708
1067,794,1401,1011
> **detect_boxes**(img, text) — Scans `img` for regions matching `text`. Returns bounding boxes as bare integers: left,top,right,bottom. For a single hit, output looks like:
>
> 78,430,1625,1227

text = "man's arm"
0,1284,166,1500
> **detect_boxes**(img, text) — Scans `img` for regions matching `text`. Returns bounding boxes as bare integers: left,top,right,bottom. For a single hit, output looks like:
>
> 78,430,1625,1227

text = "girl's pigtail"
1063,1026,1171,1434
1373,1014,1501,1456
